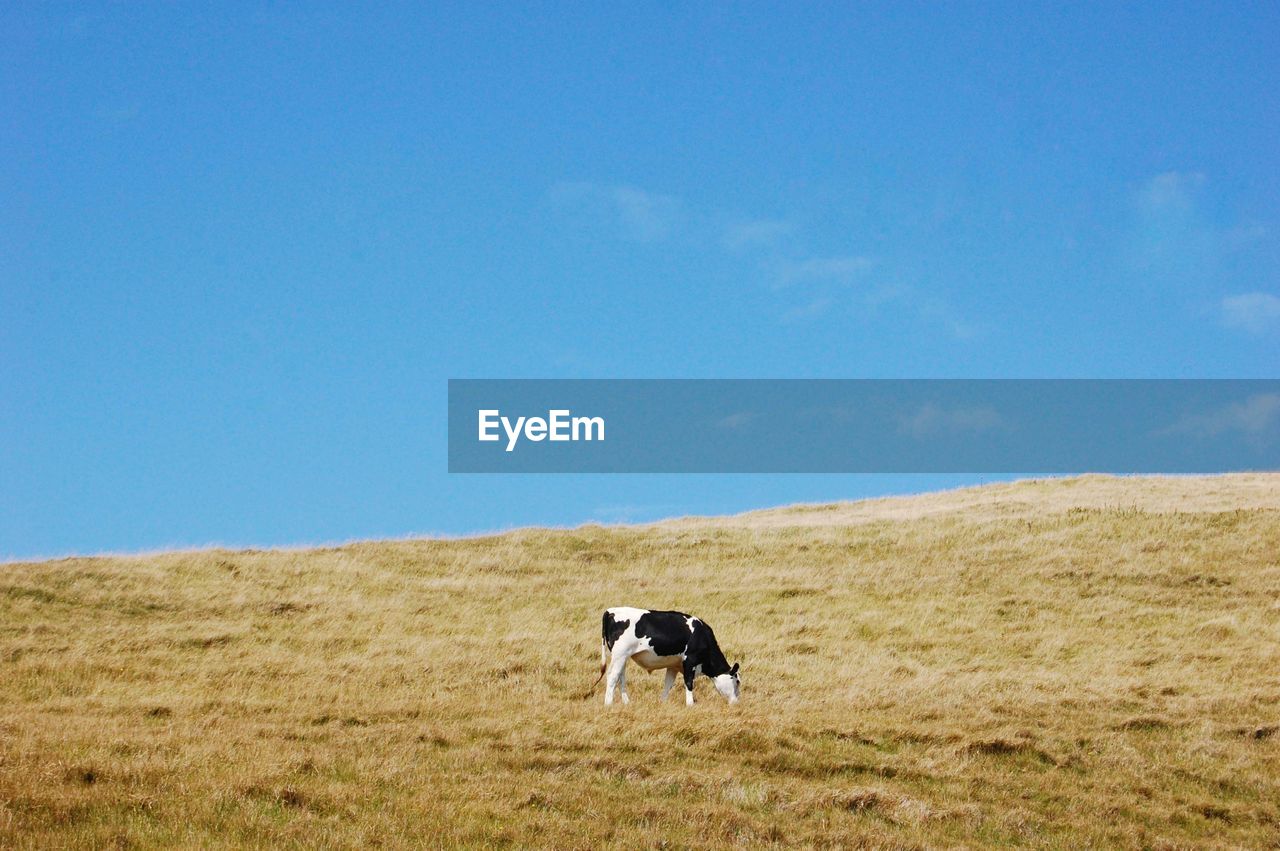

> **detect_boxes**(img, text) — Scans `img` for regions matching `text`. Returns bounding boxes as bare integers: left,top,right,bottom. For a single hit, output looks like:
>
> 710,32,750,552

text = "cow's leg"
604,653,628,705
617,662,630,705
681,660,697,706
661,668,677,702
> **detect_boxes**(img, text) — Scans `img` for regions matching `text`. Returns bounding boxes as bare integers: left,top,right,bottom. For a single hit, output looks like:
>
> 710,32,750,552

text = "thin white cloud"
1124,172,1278,338
772,265,980,339
781,296,834,322
859,283,982,341
716,411,757,430
549,182,681,242
1221,223,1269,251
1128,171,1212,277
1137,171,1205,213
916,295,980,341
1158,393,1280,438
898,404,1006,439
610,186,680,242
721,219,795,251
1221,292,1280,335
777,255,873,286
773,255,869,323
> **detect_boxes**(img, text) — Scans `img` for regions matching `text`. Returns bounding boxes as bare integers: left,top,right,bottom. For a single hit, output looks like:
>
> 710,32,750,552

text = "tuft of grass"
2,473,1280,848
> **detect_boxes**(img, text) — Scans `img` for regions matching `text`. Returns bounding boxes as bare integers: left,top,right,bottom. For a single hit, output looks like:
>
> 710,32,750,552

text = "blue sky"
2,3,1277,559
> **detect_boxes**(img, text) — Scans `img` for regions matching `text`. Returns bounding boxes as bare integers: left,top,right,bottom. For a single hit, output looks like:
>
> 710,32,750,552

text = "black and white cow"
599,607,740,706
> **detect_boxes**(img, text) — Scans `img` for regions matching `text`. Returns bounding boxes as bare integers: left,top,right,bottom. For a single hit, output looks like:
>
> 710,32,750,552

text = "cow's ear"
730,662,739,675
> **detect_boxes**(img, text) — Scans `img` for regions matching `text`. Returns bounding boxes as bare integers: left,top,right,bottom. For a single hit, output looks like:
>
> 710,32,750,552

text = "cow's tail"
582,638,607,700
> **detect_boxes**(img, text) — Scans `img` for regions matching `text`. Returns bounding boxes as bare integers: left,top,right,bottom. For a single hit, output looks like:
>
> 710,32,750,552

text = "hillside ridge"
9,473,1277,566
659,472,1280,529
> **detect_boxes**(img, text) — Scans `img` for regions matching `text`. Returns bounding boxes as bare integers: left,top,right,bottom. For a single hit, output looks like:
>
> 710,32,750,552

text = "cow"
595,607,740,706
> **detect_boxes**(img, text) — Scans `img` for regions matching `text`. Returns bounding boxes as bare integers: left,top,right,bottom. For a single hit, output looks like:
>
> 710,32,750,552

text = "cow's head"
713,662,741,704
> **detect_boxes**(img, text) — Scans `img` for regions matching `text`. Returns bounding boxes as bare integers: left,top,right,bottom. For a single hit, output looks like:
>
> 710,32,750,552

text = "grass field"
3,474,1279,848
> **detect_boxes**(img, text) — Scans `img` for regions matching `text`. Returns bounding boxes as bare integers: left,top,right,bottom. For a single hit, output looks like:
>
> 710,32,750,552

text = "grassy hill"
3,474,1279,848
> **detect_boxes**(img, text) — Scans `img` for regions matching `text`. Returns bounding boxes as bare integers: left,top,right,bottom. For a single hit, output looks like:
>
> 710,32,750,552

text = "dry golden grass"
2,474,1279,849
